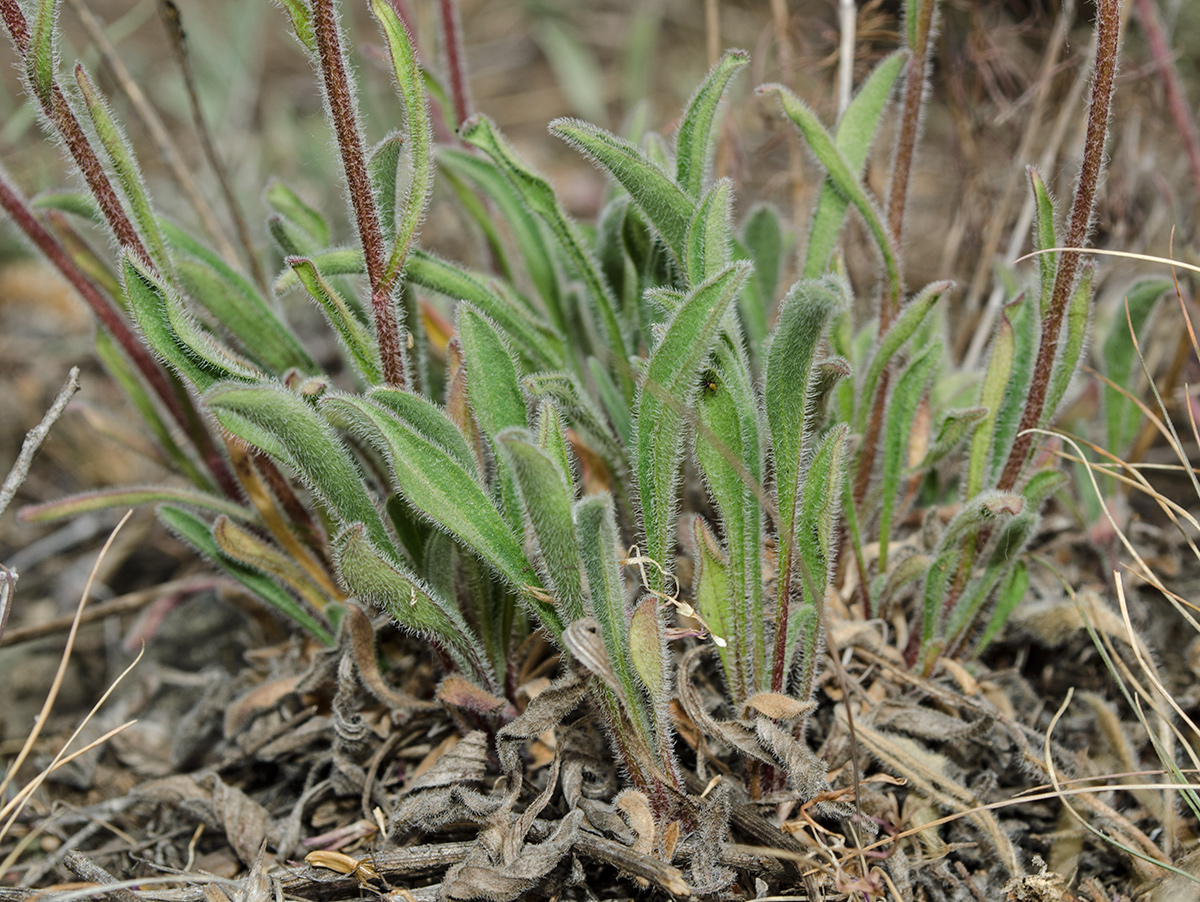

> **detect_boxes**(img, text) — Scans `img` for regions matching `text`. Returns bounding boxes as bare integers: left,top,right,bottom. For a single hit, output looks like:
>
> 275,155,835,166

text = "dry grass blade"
0,510,140,846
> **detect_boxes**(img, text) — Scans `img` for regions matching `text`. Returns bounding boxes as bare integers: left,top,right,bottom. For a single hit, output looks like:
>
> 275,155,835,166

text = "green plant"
0,0,1125,833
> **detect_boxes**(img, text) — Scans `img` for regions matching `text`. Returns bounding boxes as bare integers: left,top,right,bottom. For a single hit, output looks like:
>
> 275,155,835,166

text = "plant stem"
1,0,151,267
0,171,240,500
311,0,407,388
438,0,470,129
881,0,937,329
997,0,1121,492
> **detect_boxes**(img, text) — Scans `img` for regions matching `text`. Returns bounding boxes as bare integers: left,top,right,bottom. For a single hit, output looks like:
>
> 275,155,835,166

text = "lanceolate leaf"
159,505,334,645
551,117,695,268
967,308,1015,498
803,50,906,278
334,522,495,689
637,262,750,591
1029,166,1058,315
438,147,565,330
212,514,333,618
20,484,253,524
1043,263,1093,425
675,49,749,198
695,338,763,692
459,114,628,384
75,66,171,274
766,277,840,570
265,180,330,251
369,0,433,287
165,223,316,375
857,280,949,436
457,305,528,438
574,493,651,741
369,134,405,242
497,428,586,624
878,340,940,570
319,392,554,631
368,387,479,476
204,381,394,555
123,254,264,391
742,204,784,311
690,517,741,699
288,257,381,384
685,178,733,287
1102,279,1169,454
760,82,899,297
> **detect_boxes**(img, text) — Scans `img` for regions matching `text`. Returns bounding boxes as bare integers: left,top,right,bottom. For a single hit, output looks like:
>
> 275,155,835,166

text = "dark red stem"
0,171,239,499
438,0,471,129
311,0,406,388
998,0,1121,492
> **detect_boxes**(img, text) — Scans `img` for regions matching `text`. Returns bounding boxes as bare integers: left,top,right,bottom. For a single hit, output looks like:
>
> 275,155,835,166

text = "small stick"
0,366,80,519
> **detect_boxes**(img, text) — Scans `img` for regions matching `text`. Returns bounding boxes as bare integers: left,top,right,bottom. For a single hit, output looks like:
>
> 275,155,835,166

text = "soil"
3,1,1200,900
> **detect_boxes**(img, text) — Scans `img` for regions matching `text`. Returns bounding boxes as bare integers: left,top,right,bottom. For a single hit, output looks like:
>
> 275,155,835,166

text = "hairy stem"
1,0,150,267
881,0,937,328
997,0,1120,491
311,0,406,387
438,0,471,129
0,171,239,500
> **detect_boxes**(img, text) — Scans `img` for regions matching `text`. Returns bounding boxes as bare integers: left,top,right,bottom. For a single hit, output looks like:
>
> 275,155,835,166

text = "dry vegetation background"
2,0,1200,898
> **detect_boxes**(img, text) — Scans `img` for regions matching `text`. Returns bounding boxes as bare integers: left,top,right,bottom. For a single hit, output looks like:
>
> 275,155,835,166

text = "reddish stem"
0,171,239,500
311,0,406,388
438,0,471,129
998,0,1121,492
1,0,150,268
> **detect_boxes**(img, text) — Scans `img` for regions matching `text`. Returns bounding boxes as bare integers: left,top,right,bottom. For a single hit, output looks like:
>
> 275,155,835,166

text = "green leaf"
29,0,56,105
788,424,847,696
695,337,763,693
908,407,988,473
878,340,940,570
534,17,607,122
588,357,633,447
766,277,841,583
166,231,316,374
967,306,1015,498
265,180,330,251
1043,263,1094,424
369,134,405,242
675,49,749,198
159,505,333,645
802,50,906,278
319,392,553,630
458,304,528,529
458,305,528,437
629,596,666,701
857,280,949,436
573,494,651,738
742,203,785,309
20,484,253,524
1102,279,1169,454
525,370,629,478
74,66,172,274
204,381,394,554
288,257,382,384
277,0,317,52
690,517,741,699
760,82,899,297
123,254,263,391
1028,167,1058,315
975,560,1029,654
334,522,495,689
637,262,750,590
685,178,733,286
368,387,479,476
212,514,332,621
369,0,434,287
497,428,586,625
94,327,209,488
437,148,565,331
551,116,695,269
460,114,627,385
